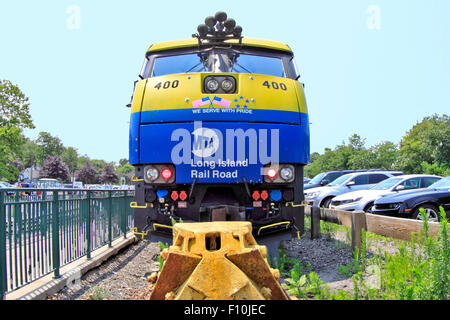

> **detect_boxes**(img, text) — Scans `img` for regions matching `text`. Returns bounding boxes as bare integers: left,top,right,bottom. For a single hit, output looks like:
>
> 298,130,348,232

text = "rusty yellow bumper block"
150,221,289,300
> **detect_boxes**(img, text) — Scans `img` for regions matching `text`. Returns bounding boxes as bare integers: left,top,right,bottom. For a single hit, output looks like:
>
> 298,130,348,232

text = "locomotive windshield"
145,49,292,78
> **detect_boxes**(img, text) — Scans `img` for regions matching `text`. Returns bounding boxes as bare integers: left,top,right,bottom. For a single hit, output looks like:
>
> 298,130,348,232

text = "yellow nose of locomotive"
149,221,289,300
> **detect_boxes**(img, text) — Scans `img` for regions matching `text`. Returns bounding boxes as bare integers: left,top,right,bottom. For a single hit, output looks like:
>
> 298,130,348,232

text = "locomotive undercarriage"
131,164,306,261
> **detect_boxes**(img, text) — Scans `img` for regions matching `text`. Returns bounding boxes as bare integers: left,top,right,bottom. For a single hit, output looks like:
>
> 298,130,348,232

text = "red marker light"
179,191,188,201
261,190,269,201
171,191,179,201
161,168,173,180
267,168,278,179
252,191,261,201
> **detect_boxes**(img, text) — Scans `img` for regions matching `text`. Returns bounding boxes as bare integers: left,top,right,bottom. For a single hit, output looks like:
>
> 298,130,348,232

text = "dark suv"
304,170,359,190
304,169,403,190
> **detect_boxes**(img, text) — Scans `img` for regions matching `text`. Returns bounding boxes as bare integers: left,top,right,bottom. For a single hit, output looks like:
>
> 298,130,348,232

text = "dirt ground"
49,229,400,300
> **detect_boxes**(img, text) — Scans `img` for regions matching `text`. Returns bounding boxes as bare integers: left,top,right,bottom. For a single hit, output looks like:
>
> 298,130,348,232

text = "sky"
0,0,449,163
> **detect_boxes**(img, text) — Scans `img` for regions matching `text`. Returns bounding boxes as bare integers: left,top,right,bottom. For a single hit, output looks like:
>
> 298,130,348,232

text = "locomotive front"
128,12,310,251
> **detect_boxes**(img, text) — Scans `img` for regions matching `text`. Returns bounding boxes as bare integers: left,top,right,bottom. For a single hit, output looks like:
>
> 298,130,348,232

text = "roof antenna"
193,11,243,46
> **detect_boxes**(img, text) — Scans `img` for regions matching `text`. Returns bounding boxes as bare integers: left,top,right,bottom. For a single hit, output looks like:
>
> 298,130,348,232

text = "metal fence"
0,188,135,299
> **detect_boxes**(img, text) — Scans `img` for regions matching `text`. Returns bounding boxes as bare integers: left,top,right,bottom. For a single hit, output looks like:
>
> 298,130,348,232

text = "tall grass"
284,206,449,300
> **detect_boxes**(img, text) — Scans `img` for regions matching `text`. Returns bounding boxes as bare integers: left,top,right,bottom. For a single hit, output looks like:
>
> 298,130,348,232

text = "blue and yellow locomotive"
128,12,310,253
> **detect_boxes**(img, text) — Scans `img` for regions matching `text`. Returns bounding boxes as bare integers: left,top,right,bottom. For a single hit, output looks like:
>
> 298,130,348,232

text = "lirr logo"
171,121,279,165
191,127,220,158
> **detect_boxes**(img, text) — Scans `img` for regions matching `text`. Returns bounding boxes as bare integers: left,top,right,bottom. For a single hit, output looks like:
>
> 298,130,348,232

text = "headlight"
143,164,176,184
280,167,294,181
389,202,403,209
346,197,362,204
263,164,295,183
206,79,219,92
146,167,159,181
221,79,234,92
306,191,320,199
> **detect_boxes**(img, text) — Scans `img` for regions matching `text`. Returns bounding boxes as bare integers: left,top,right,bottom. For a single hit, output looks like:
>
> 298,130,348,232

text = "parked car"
37,178,62,189
303,177,311,184
372,176,450,222
16,182,38,195
330,174,442,213
304,169,403,190
0,181,14,196
0,181,12,188
304,170,358,190
304,170,403,208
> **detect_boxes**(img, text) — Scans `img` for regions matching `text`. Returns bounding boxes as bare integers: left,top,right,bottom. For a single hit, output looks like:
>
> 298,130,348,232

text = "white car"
304,170,403,208
329,174,442,213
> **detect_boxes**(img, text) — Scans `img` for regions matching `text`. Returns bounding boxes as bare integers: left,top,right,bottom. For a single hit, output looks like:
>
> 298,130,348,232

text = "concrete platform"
5,233,137,300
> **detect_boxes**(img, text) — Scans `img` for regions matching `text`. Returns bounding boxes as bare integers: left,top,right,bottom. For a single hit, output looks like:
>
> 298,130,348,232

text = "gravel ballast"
49,229,399,300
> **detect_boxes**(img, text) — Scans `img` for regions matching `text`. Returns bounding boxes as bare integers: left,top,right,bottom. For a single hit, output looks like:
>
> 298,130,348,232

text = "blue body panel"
140,108,301,124
130,110,309,184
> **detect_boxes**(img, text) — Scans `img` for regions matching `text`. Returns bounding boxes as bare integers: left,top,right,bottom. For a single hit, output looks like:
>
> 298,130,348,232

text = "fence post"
0,191,7,299
108,191,112,247
310,206,321,240
86,191,91,259
351,210,367,258
52,191,60,278
121,191,127,239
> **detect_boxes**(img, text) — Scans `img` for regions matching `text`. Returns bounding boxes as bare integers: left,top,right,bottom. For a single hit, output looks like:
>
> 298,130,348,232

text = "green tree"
399,114,449,174
304,134,402,178
0,80,34,182
61,146,79,177
0,80,34,129
22,138,39,169
117,163,134,175
36,132,64,165
118,158,129,167
91,159,107,173
370,141,400,170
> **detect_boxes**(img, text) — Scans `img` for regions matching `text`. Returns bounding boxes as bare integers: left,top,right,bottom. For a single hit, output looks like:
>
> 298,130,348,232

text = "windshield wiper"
185,61,204,73
232,62,252,74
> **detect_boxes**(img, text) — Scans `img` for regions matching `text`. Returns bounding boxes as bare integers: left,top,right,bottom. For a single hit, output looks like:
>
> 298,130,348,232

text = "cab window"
146,48,290,78
151,52,285,77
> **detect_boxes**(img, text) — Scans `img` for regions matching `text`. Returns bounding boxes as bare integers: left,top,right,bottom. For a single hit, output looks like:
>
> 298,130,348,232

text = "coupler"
150,221,289,300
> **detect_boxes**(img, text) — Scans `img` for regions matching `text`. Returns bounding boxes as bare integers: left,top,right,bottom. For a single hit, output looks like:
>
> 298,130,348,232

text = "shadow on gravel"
64,240,153,299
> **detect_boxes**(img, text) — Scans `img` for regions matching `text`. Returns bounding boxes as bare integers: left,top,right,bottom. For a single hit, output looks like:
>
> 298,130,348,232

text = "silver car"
304,171,403,208
329,174,442,213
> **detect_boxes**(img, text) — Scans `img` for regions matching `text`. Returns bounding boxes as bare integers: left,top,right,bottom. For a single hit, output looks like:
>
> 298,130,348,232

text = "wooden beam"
305,206,446,244
320,208,352,228
365,213,442,241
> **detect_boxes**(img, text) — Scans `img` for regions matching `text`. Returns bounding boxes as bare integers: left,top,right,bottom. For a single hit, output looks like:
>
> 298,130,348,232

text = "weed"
304,215,311,233
86,287,111,300
272,248,304,278
158,242,169,270
320,220,339,241
171,217,183,225
282,260,308,298
158,241,169,251
286,206,449,300
337,263,353,277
